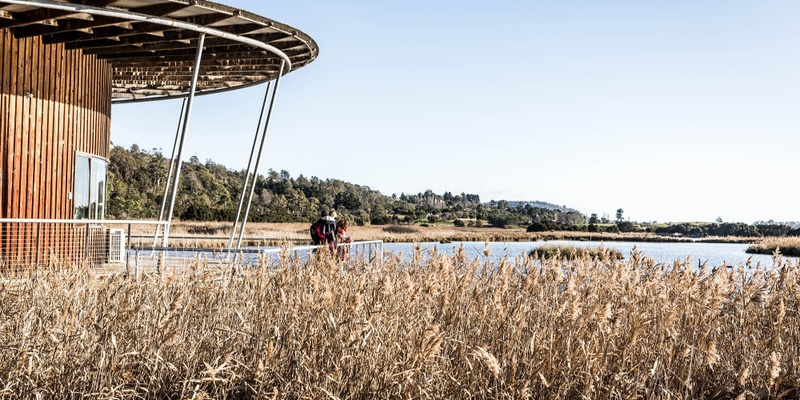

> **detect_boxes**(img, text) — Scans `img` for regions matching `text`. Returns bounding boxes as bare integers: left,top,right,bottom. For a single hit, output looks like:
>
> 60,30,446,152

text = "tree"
617,221,636,233
526,222,549,232
616,208,624,223
487,211,520,228
589,213,599,224
107,144,591,227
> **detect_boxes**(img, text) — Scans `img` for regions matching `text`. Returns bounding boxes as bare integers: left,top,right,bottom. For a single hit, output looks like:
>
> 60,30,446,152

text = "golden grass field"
150,221,760,248
1,246,798,399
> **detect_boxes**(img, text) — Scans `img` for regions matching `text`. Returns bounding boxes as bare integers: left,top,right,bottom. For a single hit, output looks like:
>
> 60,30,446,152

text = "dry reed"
0,246,798,399
748,237,800,257
530,244,625,260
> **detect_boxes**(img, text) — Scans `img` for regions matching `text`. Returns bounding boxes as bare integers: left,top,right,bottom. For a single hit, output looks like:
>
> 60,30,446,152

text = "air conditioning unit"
108,228,126,263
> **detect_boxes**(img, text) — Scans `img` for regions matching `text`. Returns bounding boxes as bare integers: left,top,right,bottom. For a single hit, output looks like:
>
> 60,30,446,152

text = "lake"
381,240,797,268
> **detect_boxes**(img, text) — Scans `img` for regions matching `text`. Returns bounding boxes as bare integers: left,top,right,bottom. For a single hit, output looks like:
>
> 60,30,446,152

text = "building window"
73,153,107,220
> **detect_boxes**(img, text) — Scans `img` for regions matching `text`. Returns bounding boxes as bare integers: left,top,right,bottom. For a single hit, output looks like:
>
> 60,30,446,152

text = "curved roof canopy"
0,0,318,102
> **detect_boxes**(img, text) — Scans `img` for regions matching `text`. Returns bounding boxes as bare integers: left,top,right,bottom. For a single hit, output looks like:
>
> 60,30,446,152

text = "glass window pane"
93,159,107,220
74,155,90,219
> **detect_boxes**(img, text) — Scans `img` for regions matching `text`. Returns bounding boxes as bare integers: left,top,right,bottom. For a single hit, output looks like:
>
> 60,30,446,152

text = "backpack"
310,221,322,244
310,219,335,244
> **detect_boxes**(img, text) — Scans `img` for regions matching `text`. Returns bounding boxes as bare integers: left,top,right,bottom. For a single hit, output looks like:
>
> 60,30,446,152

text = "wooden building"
0,0,317,267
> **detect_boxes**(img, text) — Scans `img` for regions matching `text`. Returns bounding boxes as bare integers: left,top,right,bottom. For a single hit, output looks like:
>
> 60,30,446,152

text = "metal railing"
128,240,384,277
0,218,165,272
0,218,383,276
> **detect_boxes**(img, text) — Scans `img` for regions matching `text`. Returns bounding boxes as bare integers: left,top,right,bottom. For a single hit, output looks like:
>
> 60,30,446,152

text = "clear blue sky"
111,1,800,224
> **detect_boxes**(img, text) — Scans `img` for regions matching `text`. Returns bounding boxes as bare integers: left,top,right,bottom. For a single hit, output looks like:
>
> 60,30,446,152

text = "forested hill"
107,145,585,227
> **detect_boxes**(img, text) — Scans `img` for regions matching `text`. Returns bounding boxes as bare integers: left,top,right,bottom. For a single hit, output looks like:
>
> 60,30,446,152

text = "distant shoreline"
159,221,765,247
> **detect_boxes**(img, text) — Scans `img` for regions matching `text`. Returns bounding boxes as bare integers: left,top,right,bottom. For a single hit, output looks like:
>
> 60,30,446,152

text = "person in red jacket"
336,219,352,260
314,209,337,253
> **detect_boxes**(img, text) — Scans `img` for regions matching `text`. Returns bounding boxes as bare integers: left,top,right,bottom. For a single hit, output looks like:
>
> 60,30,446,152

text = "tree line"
107,145,799,237
107,145,584,227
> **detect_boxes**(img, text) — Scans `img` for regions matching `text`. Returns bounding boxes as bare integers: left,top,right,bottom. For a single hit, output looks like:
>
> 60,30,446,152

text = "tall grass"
530,244,625,260
748,237,800,257
1,247,798,399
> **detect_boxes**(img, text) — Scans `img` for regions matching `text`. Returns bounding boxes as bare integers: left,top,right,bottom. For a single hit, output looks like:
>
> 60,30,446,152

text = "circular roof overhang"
0,0,318,102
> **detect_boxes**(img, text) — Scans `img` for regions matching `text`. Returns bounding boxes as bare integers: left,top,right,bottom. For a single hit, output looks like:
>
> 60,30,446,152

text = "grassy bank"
1,248,798,398
153,221,759,247
747,237,800,257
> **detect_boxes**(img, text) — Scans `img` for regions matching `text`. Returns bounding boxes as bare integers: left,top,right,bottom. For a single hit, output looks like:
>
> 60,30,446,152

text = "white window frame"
73,152,108,220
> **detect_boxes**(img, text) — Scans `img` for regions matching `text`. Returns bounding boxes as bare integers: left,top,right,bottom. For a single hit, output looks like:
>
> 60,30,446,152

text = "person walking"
336,219,352,260
314,209,337,253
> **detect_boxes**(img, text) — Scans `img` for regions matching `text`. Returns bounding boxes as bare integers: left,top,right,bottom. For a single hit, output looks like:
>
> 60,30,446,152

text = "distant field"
154,221,759,247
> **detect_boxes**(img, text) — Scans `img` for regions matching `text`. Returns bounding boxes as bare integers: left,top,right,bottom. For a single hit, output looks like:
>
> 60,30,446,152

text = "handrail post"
34,223,41,280
135,248,140,279
85,223,90,263
126,223,132,278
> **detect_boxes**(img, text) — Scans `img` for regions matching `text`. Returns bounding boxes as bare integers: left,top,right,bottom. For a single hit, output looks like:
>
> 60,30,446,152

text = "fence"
0,218,383,275
126,241,384,277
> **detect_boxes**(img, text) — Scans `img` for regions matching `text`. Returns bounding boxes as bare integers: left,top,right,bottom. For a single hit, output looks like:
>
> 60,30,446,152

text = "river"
381,240,797,268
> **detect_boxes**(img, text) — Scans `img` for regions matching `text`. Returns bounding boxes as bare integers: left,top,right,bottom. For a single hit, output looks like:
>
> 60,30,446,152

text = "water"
382,240,796,268
130,240,794,270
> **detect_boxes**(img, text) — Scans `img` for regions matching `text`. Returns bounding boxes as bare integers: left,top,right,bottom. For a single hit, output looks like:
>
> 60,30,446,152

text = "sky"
110,1,800,224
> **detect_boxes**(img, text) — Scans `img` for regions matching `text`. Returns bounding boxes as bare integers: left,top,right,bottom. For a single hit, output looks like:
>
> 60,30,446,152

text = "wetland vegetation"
1,247,798,398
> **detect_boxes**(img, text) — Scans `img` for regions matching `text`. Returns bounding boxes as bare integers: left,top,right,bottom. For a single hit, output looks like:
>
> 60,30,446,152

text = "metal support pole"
228,82,272,249
154,98,187,246
235,60,286,251
162,33,206,248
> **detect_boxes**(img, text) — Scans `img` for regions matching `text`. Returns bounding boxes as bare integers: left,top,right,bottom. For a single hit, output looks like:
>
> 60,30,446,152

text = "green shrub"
371,214,392,225
526,222,549,232
187,225,221,235
383,225,421,234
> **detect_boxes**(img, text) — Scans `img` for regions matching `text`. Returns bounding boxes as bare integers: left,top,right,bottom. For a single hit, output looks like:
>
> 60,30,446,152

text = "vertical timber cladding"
0,29,111,219
0,30,112,266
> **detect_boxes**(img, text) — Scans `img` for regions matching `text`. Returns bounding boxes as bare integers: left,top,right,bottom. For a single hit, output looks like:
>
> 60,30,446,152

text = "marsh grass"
2,247,799,399
748,237,800,257
530,244,625,260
